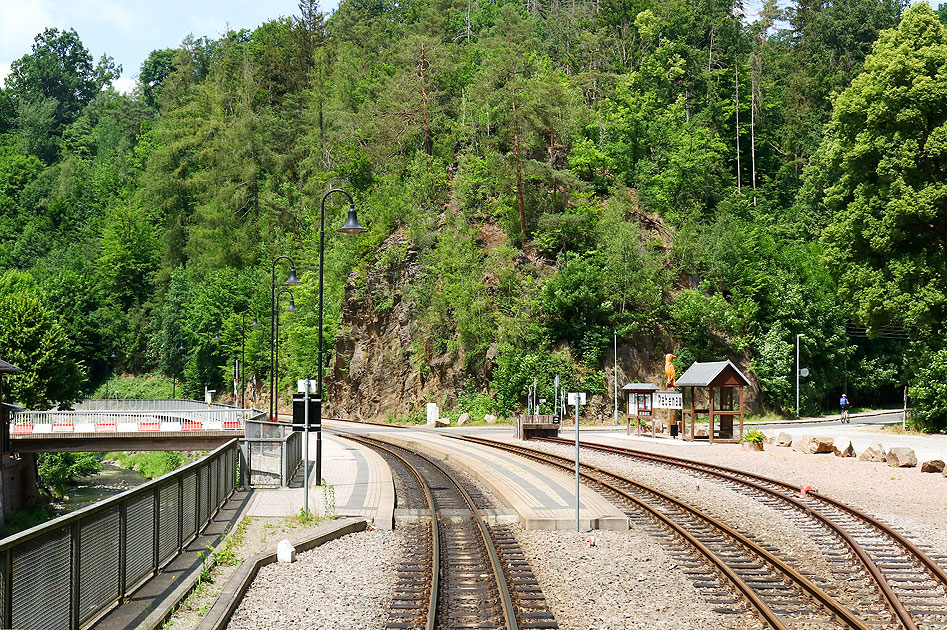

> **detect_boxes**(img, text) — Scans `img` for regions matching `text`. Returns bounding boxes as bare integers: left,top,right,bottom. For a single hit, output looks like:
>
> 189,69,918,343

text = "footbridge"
10,399,248,452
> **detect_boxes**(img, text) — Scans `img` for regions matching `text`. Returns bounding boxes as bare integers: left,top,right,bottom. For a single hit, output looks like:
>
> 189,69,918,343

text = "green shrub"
37,452,102,497
741,428,765,444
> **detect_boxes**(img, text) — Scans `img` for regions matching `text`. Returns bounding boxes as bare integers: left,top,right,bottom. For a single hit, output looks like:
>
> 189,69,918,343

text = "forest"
1,0,946,430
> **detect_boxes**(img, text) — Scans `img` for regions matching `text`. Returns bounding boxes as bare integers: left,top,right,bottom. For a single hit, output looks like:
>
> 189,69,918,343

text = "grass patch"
105,451,196,479
2,504,58,537
92,371,176,399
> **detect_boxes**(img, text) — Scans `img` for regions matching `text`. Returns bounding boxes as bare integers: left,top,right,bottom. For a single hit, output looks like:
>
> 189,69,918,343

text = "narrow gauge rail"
455,435,880,630
533,436,947,630
340,434,549,630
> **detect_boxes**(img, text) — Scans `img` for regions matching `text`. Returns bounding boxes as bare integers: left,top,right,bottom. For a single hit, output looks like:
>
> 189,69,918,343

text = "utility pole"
613,329,618,425
796,333,805,418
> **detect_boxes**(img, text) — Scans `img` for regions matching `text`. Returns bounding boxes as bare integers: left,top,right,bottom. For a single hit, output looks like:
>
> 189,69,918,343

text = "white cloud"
0,0,55,58
112,75,137,94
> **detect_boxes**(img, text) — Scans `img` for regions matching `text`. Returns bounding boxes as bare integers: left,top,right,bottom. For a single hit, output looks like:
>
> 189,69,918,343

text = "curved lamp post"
270,256,302,420
273,289,298,420
313,188,367,484
240,310,260,409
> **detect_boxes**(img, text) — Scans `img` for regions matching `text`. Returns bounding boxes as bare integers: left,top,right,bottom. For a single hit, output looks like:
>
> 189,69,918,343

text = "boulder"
434,418,450,428
774,432,793,447
484,414,497,424
457,412,470,426
695,426,709,438
920,459,945,473
833,438,856,458
276,539,296,563
886,446,917,468
761,429,779,444
858,442,886,462
793,435,835,454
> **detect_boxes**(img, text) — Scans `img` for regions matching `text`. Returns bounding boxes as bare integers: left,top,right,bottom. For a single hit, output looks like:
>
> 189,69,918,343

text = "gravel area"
516,524,762,630
165,515,342,630
580,435,947,557
226,528,403,630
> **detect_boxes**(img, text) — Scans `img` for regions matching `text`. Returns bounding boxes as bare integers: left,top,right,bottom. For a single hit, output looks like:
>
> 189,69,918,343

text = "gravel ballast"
516,524,762,630
226,528,403,630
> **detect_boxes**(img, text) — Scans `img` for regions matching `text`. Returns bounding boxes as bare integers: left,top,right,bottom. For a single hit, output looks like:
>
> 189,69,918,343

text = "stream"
52,462,150,513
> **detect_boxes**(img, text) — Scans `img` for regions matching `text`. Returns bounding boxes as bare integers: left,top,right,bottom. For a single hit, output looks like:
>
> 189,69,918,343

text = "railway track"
455,435,914,630
529,436,947,630
340,433,556,630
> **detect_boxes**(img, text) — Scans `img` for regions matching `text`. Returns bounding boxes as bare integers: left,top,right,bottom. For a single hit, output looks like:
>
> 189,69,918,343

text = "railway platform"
244,433,395,529
359,429,628,531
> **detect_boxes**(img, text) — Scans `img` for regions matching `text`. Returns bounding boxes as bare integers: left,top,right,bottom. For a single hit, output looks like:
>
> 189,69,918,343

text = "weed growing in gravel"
322,479,336,518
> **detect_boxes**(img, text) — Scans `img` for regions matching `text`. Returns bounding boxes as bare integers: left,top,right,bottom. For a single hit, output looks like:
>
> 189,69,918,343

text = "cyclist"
839,393,851,424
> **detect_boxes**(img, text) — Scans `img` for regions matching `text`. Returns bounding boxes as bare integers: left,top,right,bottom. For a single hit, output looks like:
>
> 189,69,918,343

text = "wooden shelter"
676,360,751,443
622,382,658,436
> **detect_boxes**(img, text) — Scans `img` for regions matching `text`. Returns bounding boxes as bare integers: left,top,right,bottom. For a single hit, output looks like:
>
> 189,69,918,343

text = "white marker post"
297,378,318,514
568,392,586,532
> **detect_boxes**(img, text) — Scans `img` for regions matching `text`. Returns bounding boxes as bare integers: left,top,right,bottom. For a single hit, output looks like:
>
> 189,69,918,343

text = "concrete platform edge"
195,518,368,630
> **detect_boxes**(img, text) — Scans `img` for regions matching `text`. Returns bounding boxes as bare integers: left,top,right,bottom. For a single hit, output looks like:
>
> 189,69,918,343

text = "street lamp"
315,188,367,484
271,256,302,421
273,289,298,420
796,333,806,418
240,309,260,409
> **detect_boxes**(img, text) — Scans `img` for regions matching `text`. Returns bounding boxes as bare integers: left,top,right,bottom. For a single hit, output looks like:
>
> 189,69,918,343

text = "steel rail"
458,435,874,630
342,434,439,630
343,433,517,630
539,435,941,630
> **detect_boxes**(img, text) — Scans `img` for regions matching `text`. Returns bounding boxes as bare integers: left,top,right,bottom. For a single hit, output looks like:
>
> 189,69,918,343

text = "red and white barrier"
138,421,159,432
12,424,33,434
95,422,118,432
182,421,203,432
52,423,74,433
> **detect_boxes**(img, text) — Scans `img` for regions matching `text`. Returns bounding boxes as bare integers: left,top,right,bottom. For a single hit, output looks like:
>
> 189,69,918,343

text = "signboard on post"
567,392,586,406
297,379,319,393
654,391,683,409
426,402,439,426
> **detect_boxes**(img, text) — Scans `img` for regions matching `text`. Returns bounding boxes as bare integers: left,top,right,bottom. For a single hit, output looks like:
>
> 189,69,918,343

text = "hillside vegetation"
1,0,946,429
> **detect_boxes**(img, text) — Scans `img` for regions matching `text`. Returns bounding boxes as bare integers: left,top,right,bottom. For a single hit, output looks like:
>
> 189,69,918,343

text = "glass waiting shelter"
622,382,659,436
676,360,751,443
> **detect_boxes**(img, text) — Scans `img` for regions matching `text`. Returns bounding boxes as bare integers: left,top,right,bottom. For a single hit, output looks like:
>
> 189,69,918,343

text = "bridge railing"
242,417,303,487
0,439,241,630
10,401,262,433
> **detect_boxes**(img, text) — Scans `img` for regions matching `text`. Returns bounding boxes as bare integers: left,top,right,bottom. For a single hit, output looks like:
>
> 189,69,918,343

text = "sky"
0,0,341,92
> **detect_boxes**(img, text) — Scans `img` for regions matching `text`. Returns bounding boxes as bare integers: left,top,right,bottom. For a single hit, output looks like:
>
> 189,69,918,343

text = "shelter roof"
0,359,21,374
621,382,659,392
675,360,751,388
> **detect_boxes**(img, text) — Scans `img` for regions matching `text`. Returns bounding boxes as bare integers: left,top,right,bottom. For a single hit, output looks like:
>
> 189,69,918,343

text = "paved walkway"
370,430,628,531
243,433,395,529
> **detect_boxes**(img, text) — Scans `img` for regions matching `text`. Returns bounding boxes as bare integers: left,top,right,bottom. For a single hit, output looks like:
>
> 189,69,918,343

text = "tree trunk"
512,85,527,248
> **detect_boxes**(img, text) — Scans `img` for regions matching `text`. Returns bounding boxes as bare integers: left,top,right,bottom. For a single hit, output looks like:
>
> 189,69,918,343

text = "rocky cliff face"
326,229,466,420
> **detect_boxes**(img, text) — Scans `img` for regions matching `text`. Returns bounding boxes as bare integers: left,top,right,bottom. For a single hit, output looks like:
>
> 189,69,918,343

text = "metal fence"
75,399,236,412
242,418,303,487
0,439,241,630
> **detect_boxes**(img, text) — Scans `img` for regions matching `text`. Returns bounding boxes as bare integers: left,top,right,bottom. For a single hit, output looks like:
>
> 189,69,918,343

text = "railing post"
118,502,126,602
281,439,288,487
70,520,80,630
4,549,13,629
153,487,160,575
177,476,184,554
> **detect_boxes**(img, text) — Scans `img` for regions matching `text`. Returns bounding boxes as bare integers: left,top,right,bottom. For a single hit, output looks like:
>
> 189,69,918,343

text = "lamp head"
285,297,298,313
284,266,302,286
213,332,220,341
338,204,368,235
250,315,260,327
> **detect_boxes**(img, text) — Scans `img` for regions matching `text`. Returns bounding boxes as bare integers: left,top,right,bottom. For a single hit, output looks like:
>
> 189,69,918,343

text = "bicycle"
840,407,850,424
